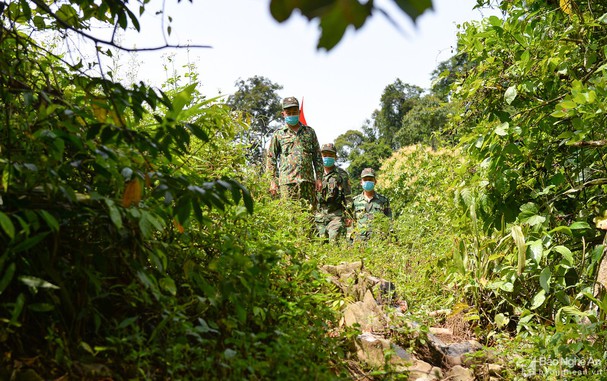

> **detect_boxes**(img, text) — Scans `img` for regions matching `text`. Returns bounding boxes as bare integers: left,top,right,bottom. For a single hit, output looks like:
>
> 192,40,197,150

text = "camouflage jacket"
316,166,352,218
352,192,392,229
266,123,323,185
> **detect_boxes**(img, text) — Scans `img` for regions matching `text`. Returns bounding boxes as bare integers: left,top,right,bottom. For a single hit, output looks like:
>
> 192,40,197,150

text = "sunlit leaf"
559,0,573,15
553,245,573,265
504,86,517,105
569,221,590,230
539,267,551,293
530,289,546,309
511,225,526,275
18,275,60,289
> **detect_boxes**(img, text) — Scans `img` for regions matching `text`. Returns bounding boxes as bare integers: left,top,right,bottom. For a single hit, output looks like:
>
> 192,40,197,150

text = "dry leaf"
122,179,142,207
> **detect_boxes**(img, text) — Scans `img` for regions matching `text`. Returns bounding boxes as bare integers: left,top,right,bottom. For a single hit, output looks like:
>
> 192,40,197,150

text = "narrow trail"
322,262,503,381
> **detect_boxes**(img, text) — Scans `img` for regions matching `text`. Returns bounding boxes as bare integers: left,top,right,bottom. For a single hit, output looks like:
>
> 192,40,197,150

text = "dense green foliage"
445,0,607,376
0,1,349,379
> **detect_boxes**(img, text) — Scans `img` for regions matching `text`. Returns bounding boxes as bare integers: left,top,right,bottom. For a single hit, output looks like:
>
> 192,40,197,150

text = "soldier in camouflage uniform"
315,143,353,242
266,97,323,210
352,168,392,241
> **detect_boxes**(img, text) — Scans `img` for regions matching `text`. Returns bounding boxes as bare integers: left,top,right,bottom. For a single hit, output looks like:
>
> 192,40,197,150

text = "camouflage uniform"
266,98,323,210
315,165,352,242
352,168,392,241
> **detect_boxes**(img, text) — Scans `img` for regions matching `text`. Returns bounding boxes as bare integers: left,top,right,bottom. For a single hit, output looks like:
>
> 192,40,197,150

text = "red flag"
299,96,308,126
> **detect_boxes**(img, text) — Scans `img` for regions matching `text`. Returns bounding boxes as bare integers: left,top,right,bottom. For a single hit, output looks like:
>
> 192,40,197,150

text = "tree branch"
30,0,211,52
569,140,607,148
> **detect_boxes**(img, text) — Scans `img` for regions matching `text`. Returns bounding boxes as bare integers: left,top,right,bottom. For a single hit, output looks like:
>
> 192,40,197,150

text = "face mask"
285,115,299,126
322,157,335,167
362,181,375,192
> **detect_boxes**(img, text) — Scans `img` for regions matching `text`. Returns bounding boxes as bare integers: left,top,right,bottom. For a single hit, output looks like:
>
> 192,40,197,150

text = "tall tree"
374,80,424,149
335,120,392,180
395,94,455,148
226,76,283,166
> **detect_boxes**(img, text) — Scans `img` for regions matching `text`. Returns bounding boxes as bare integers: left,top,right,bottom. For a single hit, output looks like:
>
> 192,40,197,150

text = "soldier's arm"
266,133,280,182
309,128,323,181
384,198,393,219
342,173,353,219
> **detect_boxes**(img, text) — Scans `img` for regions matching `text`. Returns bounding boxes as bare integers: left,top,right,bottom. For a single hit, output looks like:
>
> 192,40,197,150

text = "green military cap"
282,96,299,109
321,143,337,154
360,168,376,178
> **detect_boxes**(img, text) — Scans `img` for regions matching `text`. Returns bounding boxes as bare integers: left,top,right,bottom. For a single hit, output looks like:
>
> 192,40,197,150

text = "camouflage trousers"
315,214,346,242
280,182,317,212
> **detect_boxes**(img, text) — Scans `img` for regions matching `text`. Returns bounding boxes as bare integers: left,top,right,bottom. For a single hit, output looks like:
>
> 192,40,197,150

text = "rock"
428,327,452,335
406,360,442,381
445,365,475,381
342,290,387,331
356,332,413,368
428,309,451,317
488,363,503,376
445,354,463,367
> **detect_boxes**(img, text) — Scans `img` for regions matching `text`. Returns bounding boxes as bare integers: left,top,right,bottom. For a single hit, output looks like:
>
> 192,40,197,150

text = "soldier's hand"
315,179,322,192
269,181,278,196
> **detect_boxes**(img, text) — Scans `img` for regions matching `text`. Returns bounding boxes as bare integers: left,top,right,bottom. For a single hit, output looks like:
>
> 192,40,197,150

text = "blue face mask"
285,115,299,126
322,157,335,167
362,181,375,192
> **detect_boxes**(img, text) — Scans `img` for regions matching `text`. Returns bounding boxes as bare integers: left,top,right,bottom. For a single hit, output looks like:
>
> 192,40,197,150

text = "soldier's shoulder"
270,127,287,138
352,193,365,202
376,193,390,203
302,124,318,135
336,167,349,177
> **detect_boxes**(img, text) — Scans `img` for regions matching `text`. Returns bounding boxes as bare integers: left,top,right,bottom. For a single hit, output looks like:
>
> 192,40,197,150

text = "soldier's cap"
321,143,337,154
282,96,299,109
360,168,376,178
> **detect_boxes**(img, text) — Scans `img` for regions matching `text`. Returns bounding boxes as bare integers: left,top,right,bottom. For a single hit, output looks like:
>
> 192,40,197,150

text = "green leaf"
10,293,25,326
500,282,514,292
539,267,551,293
0,263,16,294
525,215,546,226
159,277,177,296
19,0,32,20
19,276,60,289
28,303,55,312
317,7,349,51
559,100,577,109
392,0,432,22
530,289,546,310
0,212,15,239
511,225,526,275
504,86,517,105
105,199,123,230
529,240,543,262
553,245,573,265
549,225,572,236
118,316,138,329
494,313,509,328
12,233,49,253
38,210,59,232
569,221,590,230
269,0,294,22
494,122,509,136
